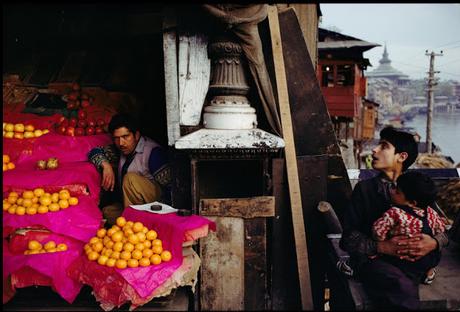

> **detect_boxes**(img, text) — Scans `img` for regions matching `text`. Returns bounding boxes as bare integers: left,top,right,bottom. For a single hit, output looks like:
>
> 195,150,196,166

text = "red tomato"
75,127,85,136
85,126,95,136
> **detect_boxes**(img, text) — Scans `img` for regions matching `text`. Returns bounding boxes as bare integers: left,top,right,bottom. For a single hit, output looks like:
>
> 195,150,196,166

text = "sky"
319,4,460,82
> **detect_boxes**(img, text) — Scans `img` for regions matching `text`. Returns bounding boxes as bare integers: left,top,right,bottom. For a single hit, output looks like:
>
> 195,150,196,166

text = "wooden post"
267,5,313,310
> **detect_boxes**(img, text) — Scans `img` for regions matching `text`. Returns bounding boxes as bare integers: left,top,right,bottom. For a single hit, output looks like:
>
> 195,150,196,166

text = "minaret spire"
380,42,391,64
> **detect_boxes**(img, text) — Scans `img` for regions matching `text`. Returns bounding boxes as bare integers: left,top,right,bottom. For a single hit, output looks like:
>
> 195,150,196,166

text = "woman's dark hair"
380,126,419,171
108,113,140,135
396,171,437,208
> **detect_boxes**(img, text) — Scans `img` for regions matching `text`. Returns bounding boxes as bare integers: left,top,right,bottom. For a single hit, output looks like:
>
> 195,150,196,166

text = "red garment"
372,206,446,241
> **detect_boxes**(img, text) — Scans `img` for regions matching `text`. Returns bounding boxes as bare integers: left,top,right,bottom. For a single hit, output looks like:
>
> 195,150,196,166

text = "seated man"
88,113,171,225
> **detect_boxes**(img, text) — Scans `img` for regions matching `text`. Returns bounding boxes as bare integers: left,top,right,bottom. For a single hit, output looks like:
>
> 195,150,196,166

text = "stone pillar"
203,36,258,130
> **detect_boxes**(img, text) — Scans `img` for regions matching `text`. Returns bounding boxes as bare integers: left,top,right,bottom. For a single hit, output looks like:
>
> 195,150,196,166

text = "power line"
433,40,460,49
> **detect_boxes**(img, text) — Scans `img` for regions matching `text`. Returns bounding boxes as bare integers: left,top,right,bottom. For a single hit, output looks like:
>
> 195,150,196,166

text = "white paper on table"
129,201,178,214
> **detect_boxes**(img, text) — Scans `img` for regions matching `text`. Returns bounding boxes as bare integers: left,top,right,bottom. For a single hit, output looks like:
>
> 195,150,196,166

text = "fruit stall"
2,79,216,310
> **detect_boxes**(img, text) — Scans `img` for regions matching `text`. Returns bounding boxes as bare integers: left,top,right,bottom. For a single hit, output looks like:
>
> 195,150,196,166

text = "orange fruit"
3,155,10,163
112,241,124,252
7,196,17,204
134,243,145,251
33,188,45,197
57,243,68,251
58,190,70,200
139,258,151,267
39,196,52,206
22,191,34,199
8,191,19,197
58,199,69,209
51,193,60,203
37,205,49,214
16,206,26,215
89,237,100,245
115,259,127,269
47,248,57,253
111,251,121,260
106,258,116,267
136,232,146,243
3,201,11,211
142,227,148,234
123,242,134,252
4,131,14,139
104,240,114,249
120,250,131,260
25,124,35,132
150,254,162,265
128,234,139,244
48,203,60,212
34,129,43,137
24,131,34,139
92,242,104,252
142,249,153,258
31,203,40,209
16,198,24,205
132,222,144,233
107,228,117,237
43,129,49,134
131,249,143,260
3,164,7,171
97,255,108,266
14,123,25,133
26,206,37,215
152,245,163,255
123,228,134,237
111,225,121,231
97,228,107,238
68,197,78,206
116,216,127,227
160,250,172,262
14,132,24,139
146,230,157,241
127,259,139,268
29,250,41,255
28,240,42,250
7,162,15,170
143,240,152,249
22,198,33,208
7,206,17,214
31,197,39,204
5,123,14,132
44,241,56,250
152,239,162,247
87,251,99,261
124,221,134,229
111,231,123,242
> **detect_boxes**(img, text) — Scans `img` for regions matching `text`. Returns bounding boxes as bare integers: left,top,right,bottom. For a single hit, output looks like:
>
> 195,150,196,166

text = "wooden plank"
199,217,245,311
178,32,210,126
244,218,267,310
163,8,181,146
267,5,313,310
200,196,275,218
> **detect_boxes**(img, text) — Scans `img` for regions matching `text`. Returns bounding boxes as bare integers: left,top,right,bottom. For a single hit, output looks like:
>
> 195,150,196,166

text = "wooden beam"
200,196,275,218
267,5,313,310
163,8,181,146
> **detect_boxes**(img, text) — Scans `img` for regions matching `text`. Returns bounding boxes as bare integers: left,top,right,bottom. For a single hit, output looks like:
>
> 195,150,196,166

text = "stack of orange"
3,122,49,139
2,188,79,215
24,239,68,255
84,217,172,269
3,154,15,171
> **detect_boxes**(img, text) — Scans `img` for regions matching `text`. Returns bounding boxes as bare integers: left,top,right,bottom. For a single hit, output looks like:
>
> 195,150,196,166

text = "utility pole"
425,50,442,154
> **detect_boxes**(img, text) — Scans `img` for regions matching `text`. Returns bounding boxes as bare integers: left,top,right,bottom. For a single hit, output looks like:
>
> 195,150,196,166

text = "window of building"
336,64,354,86
322,65,334,87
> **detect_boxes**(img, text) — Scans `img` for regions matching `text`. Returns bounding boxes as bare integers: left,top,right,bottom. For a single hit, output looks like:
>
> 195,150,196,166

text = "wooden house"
316,28,379,141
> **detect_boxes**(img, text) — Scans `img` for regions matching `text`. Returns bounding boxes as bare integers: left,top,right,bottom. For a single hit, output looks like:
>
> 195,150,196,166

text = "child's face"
390,186,410,206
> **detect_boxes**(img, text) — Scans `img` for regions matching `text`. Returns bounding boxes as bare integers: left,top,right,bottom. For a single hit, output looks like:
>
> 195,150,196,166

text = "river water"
403,111,460,165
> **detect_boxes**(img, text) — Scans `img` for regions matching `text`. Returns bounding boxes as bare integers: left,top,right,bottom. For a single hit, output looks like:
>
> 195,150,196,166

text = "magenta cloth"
3,161,102,202
3,132,112,164
3,195,102,243
3,234,85,304
120,207,216,298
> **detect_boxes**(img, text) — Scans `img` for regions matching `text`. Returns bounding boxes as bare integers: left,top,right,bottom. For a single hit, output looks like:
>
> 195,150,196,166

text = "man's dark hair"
397,171,437,209
108,113,140,135
380,126,418,171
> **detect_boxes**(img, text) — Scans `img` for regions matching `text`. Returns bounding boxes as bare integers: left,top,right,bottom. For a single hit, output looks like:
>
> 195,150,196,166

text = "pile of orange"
84,217,172,269
3,122,49,139
24,239,68,255
2,188,79,215
3,154,15,171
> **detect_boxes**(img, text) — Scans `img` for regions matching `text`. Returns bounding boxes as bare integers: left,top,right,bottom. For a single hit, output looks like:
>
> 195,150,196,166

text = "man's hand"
377,234,437,261
399,233,438,261
101,161,115,191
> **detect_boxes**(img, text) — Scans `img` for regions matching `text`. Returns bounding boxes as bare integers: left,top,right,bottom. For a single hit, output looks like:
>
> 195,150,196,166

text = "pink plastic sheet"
3,195,102,243
69,208,216,308
3,233,85,304
3,161,102,202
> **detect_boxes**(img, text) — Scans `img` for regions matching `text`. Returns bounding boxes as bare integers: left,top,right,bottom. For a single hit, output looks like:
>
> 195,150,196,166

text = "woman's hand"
101,161,115,192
